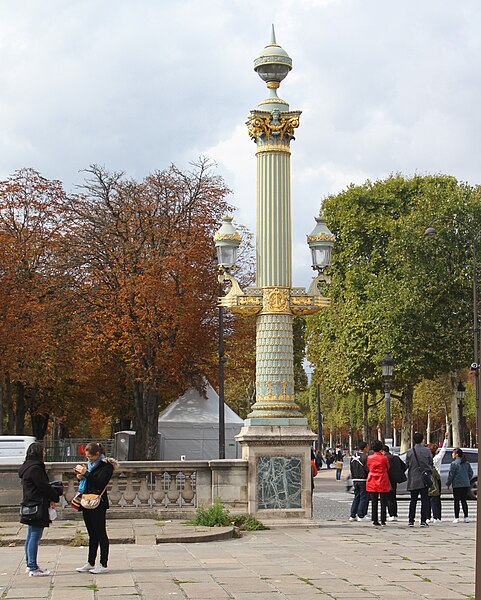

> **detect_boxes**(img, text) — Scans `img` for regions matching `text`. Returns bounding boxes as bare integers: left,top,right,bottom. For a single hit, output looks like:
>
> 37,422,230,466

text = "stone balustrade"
0,459,248,520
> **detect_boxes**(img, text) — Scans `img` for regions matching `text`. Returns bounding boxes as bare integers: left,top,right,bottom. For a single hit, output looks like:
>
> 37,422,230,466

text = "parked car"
397,447,477,499
345,447,478,499
0,435,36,464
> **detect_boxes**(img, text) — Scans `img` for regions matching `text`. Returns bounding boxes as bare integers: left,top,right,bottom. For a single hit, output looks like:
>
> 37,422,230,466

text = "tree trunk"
0,379,3,435
426,410,431,443
133,380,159,460
400,384,414,453
31,414,49,440
362,392,369,442
6,374,14,435
450,372,461,448
15,381,25,435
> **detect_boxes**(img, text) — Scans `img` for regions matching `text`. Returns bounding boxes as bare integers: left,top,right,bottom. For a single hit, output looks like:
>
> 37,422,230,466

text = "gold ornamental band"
256,144,291,155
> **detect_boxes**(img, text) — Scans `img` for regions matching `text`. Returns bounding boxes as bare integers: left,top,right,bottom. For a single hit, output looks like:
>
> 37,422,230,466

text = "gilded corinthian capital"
246,109,301,145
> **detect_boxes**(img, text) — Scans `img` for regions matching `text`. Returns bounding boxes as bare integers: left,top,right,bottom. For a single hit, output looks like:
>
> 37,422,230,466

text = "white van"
0,436,36,464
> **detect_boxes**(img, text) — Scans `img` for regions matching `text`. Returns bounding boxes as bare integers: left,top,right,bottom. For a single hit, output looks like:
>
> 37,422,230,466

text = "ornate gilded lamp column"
217,27,332,518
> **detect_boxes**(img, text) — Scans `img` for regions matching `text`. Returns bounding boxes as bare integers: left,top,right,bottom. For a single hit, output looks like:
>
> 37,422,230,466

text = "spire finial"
270,24,277,45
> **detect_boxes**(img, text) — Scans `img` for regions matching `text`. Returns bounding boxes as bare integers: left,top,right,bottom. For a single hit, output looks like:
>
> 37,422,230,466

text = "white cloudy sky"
1,0,480,285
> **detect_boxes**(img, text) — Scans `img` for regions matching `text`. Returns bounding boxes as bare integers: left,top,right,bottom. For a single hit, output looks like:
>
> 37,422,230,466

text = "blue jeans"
25,525,44,571
350,481,368,518
336,468,342,480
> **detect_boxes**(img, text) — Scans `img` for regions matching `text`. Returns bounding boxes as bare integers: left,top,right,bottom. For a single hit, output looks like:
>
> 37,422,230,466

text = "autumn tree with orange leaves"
62,159,233,459
0,168,74,438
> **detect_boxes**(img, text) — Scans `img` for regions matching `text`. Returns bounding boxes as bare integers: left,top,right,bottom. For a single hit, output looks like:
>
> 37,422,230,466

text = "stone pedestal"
236,420,316,519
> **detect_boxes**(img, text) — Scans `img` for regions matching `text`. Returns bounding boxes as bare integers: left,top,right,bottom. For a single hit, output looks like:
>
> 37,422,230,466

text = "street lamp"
457,381,466,446
380,353,395,447
425,217,480,597
213,216,241,459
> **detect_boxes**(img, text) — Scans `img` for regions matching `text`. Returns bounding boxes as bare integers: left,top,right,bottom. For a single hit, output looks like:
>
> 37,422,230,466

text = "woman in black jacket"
74,442,117,574
19,442,60,577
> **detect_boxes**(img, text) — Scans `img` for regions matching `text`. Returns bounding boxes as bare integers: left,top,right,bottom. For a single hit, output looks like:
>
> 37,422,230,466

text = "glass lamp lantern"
380,353,395,379
457,381,466,403
307,213,335,273
213,216,241,270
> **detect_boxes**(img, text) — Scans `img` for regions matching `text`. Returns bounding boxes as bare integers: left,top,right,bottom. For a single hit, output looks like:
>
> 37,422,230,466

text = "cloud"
0,0,479,284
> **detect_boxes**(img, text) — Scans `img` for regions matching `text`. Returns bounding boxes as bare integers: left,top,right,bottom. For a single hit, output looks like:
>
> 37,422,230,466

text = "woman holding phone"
74,442,118,574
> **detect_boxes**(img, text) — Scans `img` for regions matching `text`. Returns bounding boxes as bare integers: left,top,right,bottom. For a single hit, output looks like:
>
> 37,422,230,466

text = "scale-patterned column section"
248,313,301,418
256,151,292,288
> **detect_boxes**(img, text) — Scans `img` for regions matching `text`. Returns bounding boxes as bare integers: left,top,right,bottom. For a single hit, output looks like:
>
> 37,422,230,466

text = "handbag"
412,447,433,488
335,460,343,469
80,487,107,510
20,501,44,524
428,468,441,497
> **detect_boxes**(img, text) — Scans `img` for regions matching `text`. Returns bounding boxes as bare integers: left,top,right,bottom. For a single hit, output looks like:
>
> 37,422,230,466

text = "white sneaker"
427,519,434,524
89,565,108,574
464,517,470,523
26,565,49,574
348,516,356,522
434,519,442,523
387,516,395,522
76,562,94,572
357,515,370,521
452,518,459,523
29,569,49,577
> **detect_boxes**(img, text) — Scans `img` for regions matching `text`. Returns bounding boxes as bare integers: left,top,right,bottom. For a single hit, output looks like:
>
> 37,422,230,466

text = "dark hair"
358,441,368,452
454,448,466,462
382,445,390,453
25,442,44,462
413,432,424,445
371,440,383,452
85,442,106,456
427,443,438,457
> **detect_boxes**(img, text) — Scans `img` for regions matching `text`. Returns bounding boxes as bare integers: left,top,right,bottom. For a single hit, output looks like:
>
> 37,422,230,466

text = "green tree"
307,174,481,450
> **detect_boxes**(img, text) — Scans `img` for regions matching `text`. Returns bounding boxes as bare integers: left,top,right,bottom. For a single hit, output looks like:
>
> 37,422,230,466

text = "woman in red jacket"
366,440,391,527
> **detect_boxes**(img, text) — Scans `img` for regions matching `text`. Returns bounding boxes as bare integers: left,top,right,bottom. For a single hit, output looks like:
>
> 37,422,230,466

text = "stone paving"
0,516,475,599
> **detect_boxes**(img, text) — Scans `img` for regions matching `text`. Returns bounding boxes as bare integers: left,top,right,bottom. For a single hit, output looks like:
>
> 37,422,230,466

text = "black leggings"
82,507,109,567
453,487,469,519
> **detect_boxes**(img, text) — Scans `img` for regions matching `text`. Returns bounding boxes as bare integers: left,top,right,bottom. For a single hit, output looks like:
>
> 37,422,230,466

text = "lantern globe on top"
213,216,241,270
307,213,335,273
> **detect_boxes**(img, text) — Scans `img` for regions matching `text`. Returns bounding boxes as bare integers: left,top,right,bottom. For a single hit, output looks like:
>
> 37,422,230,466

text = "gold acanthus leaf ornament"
246,110,301,143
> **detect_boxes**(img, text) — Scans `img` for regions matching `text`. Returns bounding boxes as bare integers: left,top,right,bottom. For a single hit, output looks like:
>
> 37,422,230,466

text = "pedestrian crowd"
344,431,474,527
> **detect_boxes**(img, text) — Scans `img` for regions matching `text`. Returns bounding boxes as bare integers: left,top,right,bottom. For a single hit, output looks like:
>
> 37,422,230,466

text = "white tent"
157,382,244,460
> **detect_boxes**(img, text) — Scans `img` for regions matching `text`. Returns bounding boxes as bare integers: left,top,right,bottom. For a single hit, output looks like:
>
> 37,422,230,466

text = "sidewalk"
0,517,474,599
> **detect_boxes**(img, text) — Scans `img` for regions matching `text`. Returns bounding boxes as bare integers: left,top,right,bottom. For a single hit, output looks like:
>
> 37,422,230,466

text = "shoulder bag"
413,447,433,488
80,486,107,510
20,501,45,524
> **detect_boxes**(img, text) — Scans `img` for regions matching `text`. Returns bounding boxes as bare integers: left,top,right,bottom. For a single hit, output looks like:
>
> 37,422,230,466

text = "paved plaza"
0,514,475,599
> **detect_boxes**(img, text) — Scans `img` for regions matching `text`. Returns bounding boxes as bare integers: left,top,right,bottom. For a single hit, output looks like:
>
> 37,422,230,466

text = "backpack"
350,454,368,480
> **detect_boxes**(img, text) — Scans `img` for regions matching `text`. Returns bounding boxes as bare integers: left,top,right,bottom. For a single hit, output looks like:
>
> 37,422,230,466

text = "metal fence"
43,438,114,462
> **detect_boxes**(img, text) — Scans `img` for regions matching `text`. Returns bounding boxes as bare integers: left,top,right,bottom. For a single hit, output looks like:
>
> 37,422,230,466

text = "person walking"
427,431,449,522
335,446,344,481
74,442,118,574
19,442,61,577
382,445,406,522
405,432,433,528
366,440,390,527
349,441,369,522
446,448,473,523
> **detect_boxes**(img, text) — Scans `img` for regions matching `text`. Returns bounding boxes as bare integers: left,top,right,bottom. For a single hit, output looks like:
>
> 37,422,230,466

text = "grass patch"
188,498,230,527
298,577,313,586
187,498,268,531
85,584,98,591
69,531,88,547
231,514,268,531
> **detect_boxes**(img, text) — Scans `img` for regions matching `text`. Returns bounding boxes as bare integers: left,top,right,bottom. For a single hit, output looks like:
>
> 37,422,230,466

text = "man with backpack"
349,442,370,521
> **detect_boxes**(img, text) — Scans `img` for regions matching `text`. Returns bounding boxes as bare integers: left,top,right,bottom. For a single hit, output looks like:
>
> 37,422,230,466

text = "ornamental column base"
235,420,316,520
